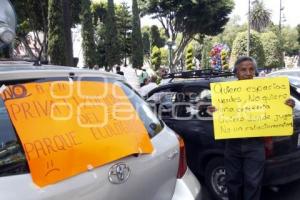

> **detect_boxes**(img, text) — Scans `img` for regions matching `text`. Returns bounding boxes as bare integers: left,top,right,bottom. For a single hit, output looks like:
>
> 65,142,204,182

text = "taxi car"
0,62,201,200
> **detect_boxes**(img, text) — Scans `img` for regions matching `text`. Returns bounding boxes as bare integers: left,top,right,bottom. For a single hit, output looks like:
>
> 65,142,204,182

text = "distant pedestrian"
139,75,158,98
116,66,124,76
138,69,149,87
93,64,99,70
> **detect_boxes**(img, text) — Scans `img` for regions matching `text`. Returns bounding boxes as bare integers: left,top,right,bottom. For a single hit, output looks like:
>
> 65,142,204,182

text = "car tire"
204,157,228,200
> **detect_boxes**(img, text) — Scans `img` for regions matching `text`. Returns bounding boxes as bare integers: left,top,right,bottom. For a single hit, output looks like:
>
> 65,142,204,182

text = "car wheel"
205,157,228,200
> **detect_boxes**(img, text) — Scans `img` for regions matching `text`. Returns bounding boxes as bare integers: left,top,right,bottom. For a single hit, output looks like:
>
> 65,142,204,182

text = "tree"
11,0,81,62
201,37,213,69
297,25,300,44
62,0,74,66
213,15,247,50
11,0,48,61
297,24,300,67
116,2,132,66
150,25,165,48
230,31,265,68
260,32,284,68
140,0,234,70
131,0,144,68
80,0,96,68
105,0,121,70
95,21,107,68
185,44,194,70
151,46,161,70
250,0,271,32
281,26,300,56
142,31,151,57
48,0,66,65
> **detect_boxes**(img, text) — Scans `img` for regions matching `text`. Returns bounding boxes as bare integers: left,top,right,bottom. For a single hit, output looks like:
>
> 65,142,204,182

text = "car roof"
148,76,236,95
0,61,123,81
161,76,235,87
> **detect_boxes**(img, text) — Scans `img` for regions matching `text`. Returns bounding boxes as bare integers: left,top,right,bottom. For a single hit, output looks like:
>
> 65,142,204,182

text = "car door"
156,85,225,170
172,86,218,144
0,79,180,200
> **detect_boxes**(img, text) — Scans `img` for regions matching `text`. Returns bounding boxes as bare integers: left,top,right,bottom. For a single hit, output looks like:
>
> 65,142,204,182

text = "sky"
105,0,300,28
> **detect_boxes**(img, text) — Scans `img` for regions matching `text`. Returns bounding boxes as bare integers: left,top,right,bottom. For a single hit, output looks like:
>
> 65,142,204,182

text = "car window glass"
118,81,163,138
146,90,177,119
293,97,300,118
174,88,212,120
0,99,29,177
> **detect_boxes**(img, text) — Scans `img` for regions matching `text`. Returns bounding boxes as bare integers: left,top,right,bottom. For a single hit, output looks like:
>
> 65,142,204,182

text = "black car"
146,70,300,200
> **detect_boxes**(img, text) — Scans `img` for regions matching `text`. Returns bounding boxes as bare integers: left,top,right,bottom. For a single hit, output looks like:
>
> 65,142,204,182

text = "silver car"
268,68,300,87
0,62,201,200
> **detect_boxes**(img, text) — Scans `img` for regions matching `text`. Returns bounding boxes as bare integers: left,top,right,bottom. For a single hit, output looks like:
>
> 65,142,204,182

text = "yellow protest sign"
210,77,293,140
0,81,153,187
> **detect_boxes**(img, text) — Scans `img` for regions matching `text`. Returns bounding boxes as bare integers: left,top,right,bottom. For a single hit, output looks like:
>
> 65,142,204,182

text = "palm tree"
250,0,271,32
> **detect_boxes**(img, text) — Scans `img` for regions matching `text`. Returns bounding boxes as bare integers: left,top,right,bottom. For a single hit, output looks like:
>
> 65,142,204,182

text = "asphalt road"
200,179,300,200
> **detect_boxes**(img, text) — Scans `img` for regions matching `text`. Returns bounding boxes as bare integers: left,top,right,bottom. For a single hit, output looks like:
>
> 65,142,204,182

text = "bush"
151,46,161,70
260,31,284,68
230,31,265,68
185,44,195,70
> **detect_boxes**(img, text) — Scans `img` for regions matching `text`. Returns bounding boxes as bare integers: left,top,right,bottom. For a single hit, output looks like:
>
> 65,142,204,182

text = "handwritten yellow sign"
0,81,153,187
210,77,293,140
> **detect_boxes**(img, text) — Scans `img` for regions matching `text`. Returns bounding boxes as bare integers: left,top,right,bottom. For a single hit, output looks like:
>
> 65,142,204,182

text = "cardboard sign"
0,81,153,187
210,77,293,140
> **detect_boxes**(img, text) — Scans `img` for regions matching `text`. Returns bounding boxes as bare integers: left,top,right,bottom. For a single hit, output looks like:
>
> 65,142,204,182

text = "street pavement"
200,179,300,200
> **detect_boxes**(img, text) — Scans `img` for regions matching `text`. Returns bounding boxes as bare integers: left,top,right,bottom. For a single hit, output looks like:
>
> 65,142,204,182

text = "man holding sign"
208,56,295,200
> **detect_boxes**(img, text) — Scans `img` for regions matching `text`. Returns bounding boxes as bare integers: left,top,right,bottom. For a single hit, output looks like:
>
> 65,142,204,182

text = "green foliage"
297,25,300,44
230,31,265,68
80,0,96,67
91,1,107,23
11,0,48,36
142,32,151,57
105,0,121,68
185,44,194,70
92,1,132,67
48,0,66,65
150,25,165,48
71,0,82,25
260,32,284,68
140,0,234,68
141,0,234,36
131,0,144,68
250,0,271,32
151,46,162,70
95,21,107,68
201,37,213,69
116,2,132,64
213,16,247,50
160,48,169,66
281,26,300,56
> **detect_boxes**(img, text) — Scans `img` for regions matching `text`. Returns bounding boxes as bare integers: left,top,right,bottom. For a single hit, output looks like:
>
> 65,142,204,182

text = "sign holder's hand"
207,106,217,115
285,98,295,108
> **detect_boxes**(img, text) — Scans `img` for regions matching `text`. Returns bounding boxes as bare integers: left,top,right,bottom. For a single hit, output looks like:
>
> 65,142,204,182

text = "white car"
0,62,201,200
268,68,300,87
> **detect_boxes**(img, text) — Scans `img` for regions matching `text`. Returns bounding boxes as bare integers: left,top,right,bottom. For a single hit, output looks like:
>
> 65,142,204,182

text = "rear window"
0,98,29,177
0,77,163,178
